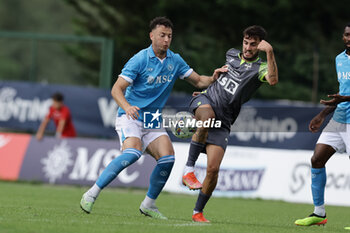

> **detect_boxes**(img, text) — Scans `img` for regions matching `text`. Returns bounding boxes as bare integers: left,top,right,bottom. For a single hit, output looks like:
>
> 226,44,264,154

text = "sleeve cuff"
119,75,134,84
259,72,268,82
179,68,193,79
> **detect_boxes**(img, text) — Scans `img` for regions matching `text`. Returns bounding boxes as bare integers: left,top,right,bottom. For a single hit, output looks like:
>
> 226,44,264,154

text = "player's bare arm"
320,93,350,106
186,66,228,89
36,116,50,140
111,77,140,120
258,40,278,85
56,119,66,138
309,106,336,133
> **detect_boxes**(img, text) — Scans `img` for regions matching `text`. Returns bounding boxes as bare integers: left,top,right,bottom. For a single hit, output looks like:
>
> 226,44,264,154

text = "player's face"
343,26,350,52
150,25,172,57
52,100,63,109
242,36,260,61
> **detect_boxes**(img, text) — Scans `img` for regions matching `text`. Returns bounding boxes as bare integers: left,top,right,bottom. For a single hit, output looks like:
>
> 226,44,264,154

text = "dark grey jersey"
202,48,268,129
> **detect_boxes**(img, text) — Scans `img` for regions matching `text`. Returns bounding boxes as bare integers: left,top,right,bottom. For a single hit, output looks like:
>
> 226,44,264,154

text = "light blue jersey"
117,45,193,120
333,50,350,123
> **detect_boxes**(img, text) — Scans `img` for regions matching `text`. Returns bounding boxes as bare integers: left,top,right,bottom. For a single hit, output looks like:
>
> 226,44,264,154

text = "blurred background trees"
0,0,349,102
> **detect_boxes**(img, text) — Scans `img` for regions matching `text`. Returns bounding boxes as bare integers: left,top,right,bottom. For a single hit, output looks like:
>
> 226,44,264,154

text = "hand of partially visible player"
125,106,140,120
257,40,273,53
192,92,201,97
309,114,324,133
320,94,343,106
211,65,228,82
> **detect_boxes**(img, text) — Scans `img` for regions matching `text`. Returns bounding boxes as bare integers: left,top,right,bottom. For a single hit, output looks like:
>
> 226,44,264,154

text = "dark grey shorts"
189,94,230,151
189,94,212,116
205,127,230,151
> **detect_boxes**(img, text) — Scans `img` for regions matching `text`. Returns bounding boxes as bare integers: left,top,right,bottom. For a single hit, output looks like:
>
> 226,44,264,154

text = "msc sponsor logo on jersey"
337,72,350,80
147,74,174,85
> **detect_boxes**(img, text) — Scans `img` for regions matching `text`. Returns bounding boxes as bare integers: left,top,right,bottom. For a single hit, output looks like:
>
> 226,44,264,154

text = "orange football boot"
192,212,210,223
182,172,202,190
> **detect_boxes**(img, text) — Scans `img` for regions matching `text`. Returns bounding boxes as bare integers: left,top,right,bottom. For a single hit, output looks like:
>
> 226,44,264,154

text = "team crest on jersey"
167,64,174,71
147,67,154,72
244,63,252,70
147,75,155,84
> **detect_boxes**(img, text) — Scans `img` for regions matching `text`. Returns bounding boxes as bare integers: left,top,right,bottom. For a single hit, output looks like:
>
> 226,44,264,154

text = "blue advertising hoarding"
0,81,329,150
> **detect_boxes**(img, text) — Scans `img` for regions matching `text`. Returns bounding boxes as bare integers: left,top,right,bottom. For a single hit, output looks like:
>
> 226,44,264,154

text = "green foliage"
0,0,348,101
63,0,349,101
0,0,89,85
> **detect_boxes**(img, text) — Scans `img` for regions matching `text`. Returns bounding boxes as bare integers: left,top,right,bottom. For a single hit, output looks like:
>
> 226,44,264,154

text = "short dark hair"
51,92,64,102
346,22,350,28
243,25,267,41
149,16,173,31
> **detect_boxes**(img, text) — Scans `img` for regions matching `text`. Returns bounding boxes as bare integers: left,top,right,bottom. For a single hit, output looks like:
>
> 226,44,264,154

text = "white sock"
142,195,156,208
314,204,326,216
86,183,101,200
183,166,195,175
193,210,201,215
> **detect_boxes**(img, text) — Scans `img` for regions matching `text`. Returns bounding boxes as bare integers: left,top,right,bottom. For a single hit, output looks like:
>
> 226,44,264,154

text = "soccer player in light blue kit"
295,22,350,226
80,16,227,219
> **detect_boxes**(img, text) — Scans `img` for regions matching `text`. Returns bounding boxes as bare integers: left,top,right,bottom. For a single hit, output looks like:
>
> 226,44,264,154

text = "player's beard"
159,49,167,57
243,51,259,61
345,45,350,55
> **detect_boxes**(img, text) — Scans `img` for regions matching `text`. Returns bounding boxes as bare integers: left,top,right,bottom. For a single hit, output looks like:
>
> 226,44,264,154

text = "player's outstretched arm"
36,116,50,140
111,76,140,120
320,93,350,106
185,66,228,89
258,40,278,86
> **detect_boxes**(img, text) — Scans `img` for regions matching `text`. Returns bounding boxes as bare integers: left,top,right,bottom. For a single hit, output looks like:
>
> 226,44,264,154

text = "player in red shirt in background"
36,92,76,140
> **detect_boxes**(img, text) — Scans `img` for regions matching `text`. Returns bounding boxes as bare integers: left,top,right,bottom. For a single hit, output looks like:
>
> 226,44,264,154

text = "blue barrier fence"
0,81,328,150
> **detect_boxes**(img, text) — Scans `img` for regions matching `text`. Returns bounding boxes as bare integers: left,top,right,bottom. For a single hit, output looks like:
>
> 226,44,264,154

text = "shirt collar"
344,50,350,59
147,44,172,58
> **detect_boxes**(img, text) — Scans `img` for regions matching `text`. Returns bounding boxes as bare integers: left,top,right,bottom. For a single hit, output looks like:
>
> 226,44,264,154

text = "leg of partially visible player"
139,135,175,220
294,143,334,226
80,137,142,214
192,144,225,222
183,103,215,190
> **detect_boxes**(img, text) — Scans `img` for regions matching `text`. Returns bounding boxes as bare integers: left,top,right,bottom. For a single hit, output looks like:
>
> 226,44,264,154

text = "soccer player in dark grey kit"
181,25,279,222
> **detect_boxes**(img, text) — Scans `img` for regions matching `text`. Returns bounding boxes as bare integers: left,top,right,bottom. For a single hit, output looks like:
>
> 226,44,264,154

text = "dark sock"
194,191,211,212
186,141,205,167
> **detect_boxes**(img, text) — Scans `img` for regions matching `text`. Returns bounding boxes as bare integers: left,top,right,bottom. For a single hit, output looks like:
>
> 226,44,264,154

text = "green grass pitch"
0,181,349,233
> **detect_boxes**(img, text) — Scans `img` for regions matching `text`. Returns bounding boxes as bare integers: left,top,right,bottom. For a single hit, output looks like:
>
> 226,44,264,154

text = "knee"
206,166,219,177
311,155,325,168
